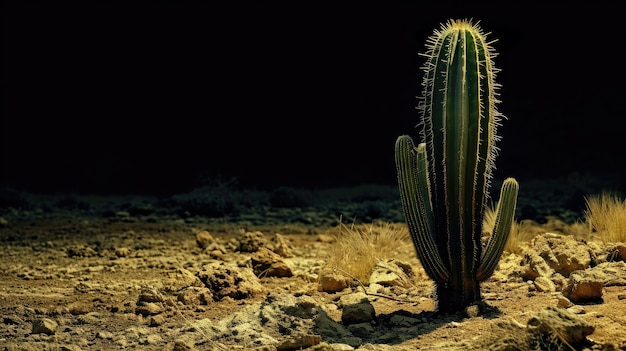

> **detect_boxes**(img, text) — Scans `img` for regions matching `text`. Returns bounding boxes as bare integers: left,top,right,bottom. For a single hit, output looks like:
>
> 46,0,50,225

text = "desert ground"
1,173,625,351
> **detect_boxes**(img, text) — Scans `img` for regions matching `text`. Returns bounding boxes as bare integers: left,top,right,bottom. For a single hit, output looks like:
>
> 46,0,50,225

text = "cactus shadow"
314,302,503,347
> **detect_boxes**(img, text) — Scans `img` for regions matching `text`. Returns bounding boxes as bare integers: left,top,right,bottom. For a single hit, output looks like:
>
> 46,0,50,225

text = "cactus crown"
418,19,503,200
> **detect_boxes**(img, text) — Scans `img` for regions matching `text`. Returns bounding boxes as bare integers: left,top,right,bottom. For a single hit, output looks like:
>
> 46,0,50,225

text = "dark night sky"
2,1,624,195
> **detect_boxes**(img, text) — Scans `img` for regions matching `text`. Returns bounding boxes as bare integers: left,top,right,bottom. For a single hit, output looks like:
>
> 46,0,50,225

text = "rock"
276,333,322,351
135,302,164,316
114,246,131,257
533,276,556,292
251,247,293,277
97,330,114,339
318,266,349,293
617,243,626,261
566,306,587,314
387,314,420,328
464,304,481,318
562,270,604,302
138,286,164,303
595,261,626,286
526,306,594,345
531,234,593,276
272,233,295,258
238,231,269,252
31,318,58,335
197,261,264,300
208,249,225,259
68,302,93,315
520,250,554,280
177,286,213,305
562,261,626,302
340,292,375,325
164,267,204,291
556,296,574,308
149,314,165,327
66,245,98,258
195,230,214,249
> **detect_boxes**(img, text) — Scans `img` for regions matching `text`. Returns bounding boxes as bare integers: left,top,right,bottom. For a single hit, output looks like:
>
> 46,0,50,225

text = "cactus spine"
395,19,519,314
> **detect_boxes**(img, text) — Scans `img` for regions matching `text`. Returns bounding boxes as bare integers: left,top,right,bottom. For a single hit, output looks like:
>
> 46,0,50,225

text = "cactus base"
435,280,481,315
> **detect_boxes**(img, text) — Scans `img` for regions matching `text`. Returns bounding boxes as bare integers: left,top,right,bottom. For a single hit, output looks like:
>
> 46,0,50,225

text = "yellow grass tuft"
324,220,410,284
583,192,626,243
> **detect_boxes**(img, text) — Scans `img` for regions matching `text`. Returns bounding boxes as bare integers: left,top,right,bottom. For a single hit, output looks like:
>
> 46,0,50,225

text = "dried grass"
324,220,410,284
583,192,626,243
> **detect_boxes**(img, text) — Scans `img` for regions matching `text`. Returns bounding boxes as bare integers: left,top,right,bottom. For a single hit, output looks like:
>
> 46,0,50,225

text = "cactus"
395,19,519,314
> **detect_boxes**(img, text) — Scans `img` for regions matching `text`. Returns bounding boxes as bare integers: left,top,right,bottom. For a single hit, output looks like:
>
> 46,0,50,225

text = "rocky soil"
1,175,625,350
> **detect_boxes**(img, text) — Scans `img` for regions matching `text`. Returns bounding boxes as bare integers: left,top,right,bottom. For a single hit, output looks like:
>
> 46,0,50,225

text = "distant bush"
269,186,313,208
168,178,268,217
0,187,31,211
55,195,92,211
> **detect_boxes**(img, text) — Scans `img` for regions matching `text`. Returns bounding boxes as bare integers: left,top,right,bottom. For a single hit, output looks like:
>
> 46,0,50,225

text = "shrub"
324,221,410,284
583,192,626,243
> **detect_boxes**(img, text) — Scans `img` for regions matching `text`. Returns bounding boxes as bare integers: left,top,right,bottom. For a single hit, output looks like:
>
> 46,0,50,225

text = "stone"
197,261,264,300
251,247,293,277
318,267,349,293
238,231,268,252
533,276,556,292
31,318,58,335
340,293,375,325
562,270,604,302
532,234,593,276
195,230,214,249
526,306,594,345
135,302,163,316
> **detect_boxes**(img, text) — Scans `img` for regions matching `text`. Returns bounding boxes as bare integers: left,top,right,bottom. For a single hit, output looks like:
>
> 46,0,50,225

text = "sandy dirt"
1,184,625,351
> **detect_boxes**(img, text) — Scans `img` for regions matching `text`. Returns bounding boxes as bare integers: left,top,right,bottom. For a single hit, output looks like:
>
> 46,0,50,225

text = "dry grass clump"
583,192,626,243
324,220,410,284
483,206,539,255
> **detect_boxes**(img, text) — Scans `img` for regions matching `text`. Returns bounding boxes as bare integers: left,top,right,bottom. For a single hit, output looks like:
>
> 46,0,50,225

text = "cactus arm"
476,177,519,281
395,135,450,283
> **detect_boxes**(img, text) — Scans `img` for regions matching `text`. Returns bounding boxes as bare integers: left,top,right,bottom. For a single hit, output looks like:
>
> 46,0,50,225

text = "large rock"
532,234,593,276
562,261,626,302
318,266,350,293
520,250,554,280
251,247,293,277
340,292,376,325
197,261,264,300
527,306,594,346
31,318,58,335
562,270,604,302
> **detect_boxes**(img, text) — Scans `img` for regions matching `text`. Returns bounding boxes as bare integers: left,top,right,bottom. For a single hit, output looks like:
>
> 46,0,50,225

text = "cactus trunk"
395,19,519,314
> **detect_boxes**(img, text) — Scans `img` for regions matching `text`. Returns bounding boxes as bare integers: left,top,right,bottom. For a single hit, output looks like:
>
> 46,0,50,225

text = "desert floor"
1,174,625,350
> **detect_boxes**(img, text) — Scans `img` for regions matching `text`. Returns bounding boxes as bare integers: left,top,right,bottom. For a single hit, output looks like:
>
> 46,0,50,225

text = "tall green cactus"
395,19,519,314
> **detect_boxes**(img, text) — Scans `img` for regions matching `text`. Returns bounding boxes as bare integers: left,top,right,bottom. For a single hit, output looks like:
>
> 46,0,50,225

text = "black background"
2,1,624,196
